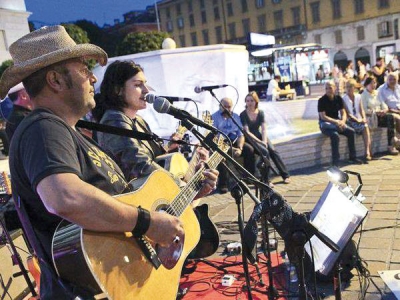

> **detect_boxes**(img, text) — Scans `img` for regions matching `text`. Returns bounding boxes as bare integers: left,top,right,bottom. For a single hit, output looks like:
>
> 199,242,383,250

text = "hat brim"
0,43,107,99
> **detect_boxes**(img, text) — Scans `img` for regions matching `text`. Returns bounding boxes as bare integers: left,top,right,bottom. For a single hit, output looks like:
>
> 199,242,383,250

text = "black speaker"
0,229,36,300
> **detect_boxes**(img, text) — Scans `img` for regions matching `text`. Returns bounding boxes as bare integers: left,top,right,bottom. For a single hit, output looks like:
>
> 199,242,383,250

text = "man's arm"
37,173,184,246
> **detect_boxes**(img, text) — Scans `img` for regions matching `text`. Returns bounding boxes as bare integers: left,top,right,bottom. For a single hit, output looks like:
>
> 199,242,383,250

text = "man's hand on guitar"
195,168,219,199
146,212,184,247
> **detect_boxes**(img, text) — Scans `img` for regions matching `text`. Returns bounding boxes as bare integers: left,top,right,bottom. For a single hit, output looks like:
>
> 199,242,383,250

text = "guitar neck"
169,151,223,217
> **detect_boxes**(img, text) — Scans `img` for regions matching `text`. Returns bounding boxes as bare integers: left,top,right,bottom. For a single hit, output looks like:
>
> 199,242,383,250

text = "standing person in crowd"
342,79,371,160
318,81,362,167
335,71,347,96
1,26,217,299
346,60,355,79
5,82,33,141
377,72,400,143
212,97,256,193
92,60,217,194
372,57,386,88
361,76,399,155
266,75,281,102
240,91,290,185
357,60,367,82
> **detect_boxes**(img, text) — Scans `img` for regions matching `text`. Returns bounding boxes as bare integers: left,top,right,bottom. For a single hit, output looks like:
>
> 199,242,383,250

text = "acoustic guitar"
52,142,228,300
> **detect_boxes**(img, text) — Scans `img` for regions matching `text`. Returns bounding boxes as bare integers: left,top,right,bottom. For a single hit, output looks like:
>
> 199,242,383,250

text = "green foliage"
116,31,169,56
0,60,13,78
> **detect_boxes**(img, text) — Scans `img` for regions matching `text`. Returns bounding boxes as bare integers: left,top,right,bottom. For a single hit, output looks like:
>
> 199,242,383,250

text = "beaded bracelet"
131,206,151,237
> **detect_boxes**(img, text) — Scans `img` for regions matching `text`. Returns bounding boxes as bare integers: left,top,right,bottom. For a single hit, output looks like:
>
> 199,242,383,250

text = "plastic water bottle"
289,265,298,283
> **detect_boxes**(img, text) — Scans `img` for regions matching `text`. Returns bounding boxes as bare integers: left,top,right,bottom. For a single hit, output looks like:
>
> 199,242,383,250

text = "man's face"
62,58,97,116
387,75,398,89
325,83,335,98
220,99,233,114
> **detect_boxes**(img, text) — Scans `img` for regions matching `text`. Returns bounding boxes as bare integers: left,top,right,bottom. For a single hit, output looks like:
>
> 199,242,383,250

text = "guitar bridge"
135,236,161,269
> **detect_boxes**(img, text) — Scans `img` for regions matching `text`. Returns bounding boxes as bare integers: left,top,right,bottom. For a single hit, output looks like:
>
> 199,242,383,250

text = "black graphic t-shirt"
9,108,128,299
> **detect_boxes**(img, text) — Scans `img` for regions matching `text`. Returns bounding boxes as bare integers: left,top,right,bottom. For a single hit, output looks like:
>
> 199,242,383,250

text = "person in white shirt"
266,75,281,102
342,79,371,160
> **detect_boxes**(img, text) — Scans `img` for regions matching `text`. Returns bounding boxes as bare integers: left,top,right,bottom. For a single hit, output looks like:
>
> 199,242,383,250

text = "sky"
25,0,156,27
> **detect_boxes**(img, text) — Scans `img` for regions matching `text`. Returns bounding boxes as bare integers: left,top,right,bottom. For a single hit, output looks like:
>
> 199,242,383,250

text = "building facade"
0,0,30,63
157,0,400,75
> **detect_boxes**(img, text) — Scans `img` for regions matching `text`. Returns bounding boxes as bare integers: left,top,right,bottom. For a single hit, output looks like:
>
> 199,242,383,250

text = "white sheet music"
304,182,368,275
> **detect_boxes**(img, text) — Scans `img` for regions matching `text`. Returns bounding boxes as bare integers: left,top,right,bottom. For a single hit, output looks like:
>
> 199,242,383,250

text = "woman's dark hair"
92,60,143,121
363,76,376,87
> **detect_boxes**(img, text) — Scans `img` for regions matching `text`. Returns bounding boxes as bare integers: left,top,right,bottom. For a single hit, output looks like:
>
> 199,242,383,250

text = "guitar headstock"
176,124,188,136
202,111,213,126
0,171,12,204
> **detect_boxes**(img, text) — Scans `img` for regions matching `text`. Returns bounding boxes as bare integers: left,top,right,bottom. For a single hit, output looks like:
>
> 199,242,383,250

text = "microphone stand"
180,118,263,300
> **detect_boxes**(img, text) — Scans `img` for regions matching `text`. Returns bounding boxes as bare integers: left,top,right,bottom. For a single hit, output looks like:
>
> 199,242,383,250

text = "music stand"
304,178,368,299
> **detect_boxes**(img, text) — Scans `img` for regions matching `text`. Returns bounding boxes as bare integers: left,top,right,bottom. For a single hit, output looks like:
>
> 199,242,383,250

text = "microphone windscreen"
145,93,156,103
153,97,170,114
194,86,202,94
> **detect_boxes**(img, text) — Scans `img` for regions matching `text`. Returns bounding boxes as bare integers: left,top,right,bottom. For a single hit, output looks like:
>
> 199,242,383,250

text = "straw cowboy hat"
0,25,108,99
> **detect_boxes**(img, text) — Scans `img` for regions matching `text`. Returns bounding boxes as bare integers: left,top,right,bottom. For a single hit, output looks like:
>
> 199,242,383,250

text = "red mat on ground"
180,253,289,299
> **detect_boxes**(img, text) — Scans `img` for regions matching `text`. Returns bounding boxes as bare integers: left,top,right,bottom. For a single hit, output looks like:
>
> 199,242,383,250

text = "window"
166,8,170,18
191,32,198,46
332,0,341,19
378,0,389,9
310,2,320,23
199,0,205,9
179,35,186,47
227,2,234,17
176,3,181,15
228,22,236,39
357,26,365,40
257,14,266,32
272,0,281,3
189,14,195,27
354,0,364,14
256,0,265,8
202,29,209,45
201,10,207,24
177,17,184,29
241,0,248,13
214,6,220,20
0,30,6,50
188,1,193,12
335,30,342,44
314,34,321,44
291,6,301,26
215,26,223,43
274,10,283,29
167,20,173,32
242,18,250,36
213,0,218,4
377,21,393,37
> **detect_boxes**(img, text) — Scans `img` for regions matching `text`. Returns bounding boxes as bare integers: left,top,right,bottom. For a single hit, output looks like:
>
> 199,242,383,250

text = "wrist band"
132,206,151,237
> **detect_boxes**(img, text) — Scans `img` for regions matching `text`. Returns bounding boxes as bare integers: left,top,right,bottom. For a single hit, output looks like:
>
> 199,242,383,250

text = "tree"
0,60,13,78
116,31,169,56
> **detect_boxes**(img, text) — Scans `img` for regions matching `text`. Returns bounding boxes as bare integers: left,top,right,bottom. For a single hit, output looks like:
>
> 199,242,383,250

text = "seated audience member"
377,72,400,149
92,60,217,198
6,82,33,141
318,81,362,167
211,97,255,193
372,57,386,88
342,79,371,160
361,76,399,155
266,75,281,102
240,91,290,185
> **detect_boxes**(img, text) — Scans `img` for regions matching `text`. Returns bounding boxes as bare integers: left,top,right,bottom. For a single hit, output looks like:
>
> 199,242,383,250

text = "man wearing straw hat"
1,25,217,299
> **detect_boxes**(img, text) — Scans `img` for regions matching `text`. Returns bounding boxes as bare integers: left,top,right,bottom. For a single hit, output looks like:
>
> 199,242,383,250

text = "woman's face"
122,71,149,111
367,80,376,92
346,85,355,95
245,96,256,110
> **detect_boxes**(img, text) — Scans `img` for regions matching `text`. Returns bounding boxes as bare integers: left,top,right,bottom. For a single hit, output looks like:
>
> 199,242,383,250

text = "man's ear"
46,70,63,91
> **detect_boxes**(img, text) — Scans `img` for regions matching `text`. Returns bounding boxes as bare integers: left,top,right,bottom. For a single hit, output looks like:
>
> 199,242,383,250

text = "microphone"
153,97,218,133
145,93,193,104
194,84,228,93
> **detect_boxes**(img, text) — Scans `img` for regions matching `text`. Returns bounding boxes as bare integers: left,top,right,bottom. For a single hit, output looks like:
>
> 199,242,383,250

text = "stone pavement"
198,153,400,299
